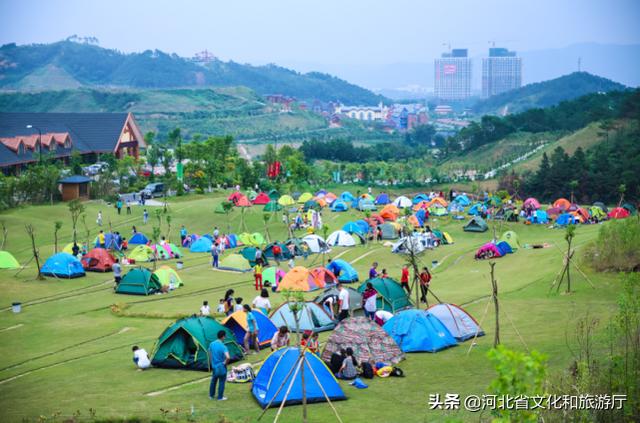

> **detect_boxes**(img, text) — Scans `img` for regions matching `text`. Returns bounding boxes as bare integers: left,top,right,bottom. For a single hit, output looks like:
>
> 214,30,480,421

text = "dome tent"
374,193,390,205
321,316,404,365
116,267,162,295
427,303,484,341
357,277,412,313
218,254,252,272
252,192,271,205
298,192,313,203
278,195,295,206
128,244,155,262
277,266,327,292
263,266,286,289
0,251,20,269
330,200,348,212
302,235,330,254
252,347,346,408
393,196,412,208
270,301,335,333
129,232,149,245
314,286,363,314
326,259,359,283
342,221,366,235
151,316,242,371
383,309,458,353
263,200,282,212
326,230,356,247
41,253,85,278
499,230,520,250
463,216,488,232
223,310,277,349
189,237,213,253
153,266,183,289
81,248,116,272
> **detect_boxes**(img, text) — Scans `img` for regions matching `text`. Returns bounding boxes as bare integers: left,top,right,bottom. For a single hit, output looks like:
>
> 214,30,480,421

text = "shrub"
584,217,640,272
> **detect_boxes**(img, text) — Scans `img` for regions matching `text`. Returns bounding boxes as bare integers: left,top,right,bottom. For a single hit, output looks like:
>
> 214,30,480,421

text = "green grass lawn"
0,192,624,422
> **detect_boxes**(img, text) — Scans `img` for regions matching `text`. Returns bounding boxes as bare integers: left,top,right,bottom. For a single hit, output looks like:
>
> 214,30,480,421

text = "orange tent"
309,267,338,287
313,197,327,208
571,207,589,222
277,266,326,292
407,215,420,227
380,204,400,220
427,197,448,208
553,198,571,210
413,201,429,211
324,192,337,203
81,248,116,272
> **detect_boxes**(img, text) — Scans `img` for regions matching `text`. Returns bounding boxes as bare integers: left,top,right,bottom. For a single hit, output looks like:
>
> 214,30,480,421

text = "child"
216,299,225,314
300,332,310,349
200,300,211,316
308,332,320,354
380,268,388,279
234,297,244,313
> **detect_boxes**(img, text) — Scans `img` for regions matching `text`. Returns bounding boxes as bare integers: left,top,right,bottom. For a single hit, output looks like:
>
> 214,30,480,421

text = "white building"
335,102,389,121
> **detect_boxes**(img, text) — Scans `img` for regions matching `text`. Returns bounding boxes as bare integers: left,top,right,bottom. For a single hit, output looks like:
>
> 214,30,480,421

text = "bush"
584,217,640,272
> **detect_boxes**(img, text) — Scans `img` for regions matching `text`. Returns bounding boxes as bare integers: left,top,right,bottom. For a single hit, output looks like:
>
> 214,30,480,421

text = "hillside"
473,72,626,115
0,40,384,104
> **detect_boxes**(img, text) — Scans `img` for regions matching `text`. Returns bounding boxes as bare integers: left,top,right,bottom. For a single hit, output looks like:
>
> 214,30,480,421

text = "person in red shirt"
419,267,431,305
400,265,411,294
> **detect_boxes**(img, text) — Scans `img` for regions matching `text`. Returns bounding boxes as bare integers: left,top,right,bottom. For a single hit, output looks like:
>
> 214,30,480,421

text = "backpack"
227,363,255,383
361,362,374,379
329,353,343,374
390,367,404,377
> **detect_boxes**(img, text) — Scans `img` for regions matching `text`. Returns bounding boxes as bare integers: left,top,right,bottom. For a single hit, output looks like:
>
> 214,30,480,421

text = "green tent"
116,267,162,295
263,201,282,212
128,245,155,262
589,206,606,220
251,232,267,247
357,278,412,313
167,243,183,258
463,216,488,233
151,316,243,371
219,253,252,272
153,266,184,288
240,247,269,267
378,223,398,240
0,251,20,269
622,203,637,216
247,190,258,201
268,189,280,200
215,201,233,214
499,231,520,250
152,244,171,260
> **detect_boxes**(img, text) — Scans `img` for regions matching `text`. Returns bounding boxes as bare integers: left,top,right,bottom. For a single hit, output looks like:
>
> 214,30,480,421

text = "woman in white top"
252,288,272,314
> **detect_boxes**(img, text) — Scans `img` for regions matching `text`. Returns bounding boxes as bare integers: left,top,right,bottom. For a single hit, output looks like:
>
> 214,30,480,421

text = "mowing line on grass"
0,324,23,333
349,248,381,264
0,279,114,312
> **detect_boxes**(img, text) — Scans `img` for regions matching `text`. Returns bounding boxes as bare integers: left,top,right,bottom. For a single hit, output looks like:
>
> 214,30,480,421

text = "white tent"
391,235,426,254
326,230,356,247
393,196,412,208
302,235,331,254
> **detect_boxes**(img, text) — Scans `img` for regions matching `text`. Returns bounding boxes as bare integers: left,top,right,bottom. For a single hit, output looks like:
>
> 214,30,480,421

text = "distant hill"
473,72,626,115
0,41,384,104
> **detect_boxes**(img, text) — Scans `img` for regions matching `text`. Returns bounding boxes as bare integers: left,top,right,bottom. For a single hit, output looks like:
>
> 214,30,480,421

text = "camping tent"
468,203,484,216
530,210,549,224
298,192,313,204
495,241,513,256
475,243,503,259
167,243,183,258
223,310,277,349
608,207,630,219
270,301,335,332
277,266,327,292
326,259,359,283
302,235,330,254
129,233,149,245
383,310,457,353
326,230,356,247
357,198,376,211
553,198,571,210
263,266,286,289
252,347,346,408
523,197,541,210
464,216,488,232
380,204,400,220
263,201,282,212
151,244,172,260
454,194,471,206
151,316,242,371
357,278,412,313
303,200,320,211
391,235,427,255
412,193,429,204
41,253,85,278
278,195,295,206
427,304,484,341
321,316,404,365
378,223,399,240
153,266,183,289
128,244,155,262
0,251,20,269
234,194,252,207
189,237,213,253
393,196,412,208
253,192,271,205
589,206,606,220
324,192,337,204
268,189,280,200
264,242,292,260
592,201,608,213
342,221,366,235
81,248,116,272
340,191,356,203
374,193,390,205
116,267,162,295
556,213,577,226
330,200,348,212
218,254,252,272
499,231,520,250
314,286,362,314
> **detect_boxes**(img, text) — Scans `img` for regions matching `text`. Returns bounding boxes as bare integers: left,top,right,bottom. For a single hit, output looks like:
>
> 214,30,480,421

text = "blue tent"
190,237,213,253
340,191,356,203
415,209,427,225
448,203,465,213
330,200,348,212
468,203,484,216
270,302,336,332
202,234,214,241
529,210,549,224
357,199,376,211
226,234,239,248
454,195,471,206
252,347,346,408
326,259,359,283
412,193,429,204
41,252,85,278
129,233,149,245
555,213,576,226
315,189,327,196
427,304,484,341
95,233,120,249
495,241,513,256
374,193,390,205
223,310,277,349
383,309,457,352
342,221,365,235
354,220,370,234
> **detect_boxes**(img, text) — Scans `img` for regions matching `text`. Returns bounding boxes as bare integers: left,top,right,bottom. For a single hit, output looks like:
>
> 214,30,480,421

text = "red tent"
252,192,271,205
608,207,630,219
553,198,571,210
235,194,252,207
228,191,243,202
81,248,116,272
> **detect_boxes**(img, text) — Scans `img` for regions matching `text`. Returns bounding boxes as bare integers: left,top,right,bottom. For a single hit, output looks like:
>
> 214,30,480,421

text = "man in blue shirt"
209,330,230,400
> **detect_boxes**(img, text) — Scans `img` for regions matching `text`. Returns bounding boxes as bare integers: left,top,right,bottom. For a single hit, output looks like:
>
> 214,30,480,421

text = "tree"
25,224,44,280
569,180,579,204
68,199,85,245
53,221,63,253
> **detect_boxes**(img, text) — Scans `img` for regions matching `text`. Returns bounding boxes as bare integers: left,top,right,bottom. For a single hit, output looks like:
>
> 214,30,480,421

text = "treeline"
451,89,637,153
506,122,640,203
299,138,430,162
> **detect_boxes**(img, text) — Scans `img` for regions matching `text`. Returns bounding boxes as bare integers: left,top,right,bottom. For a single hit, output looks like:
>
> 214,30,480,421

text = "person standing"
400,265,411,294
337,283,350,321
98,230,106,248
113,259,122,287
368,262,378,279
180,225,187,245
97,211,103,227
208,331,230,401
126,200,131,215
252,288,271,314
362,282,377,320
143,209,149,225
71,243,80,258
243,305,260,354
223,289,235,316
213,226,220,240
419,267,432,304
116,199,122,215
211,242,219,268
254,248,263,265
254,262,263,290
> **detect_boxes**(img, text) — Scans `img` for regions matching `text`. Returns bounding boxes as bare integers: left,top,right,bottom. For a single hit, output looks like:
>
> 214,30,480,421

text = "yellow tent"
298,192,313,203
278,195,295,206
153,265,183,288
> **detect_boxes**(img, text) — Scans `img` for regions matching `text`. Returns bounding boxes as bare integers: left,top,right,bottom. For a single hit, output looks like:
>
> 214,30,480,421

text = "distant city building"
266,94,296,112
482,48,522,98
336,102,389,121
434,105,453,116
434,49,472,101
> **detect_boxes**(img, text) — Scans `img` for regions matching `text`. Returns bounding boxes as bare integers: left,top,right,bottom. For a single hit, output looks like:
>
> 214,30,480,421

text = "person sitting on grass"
336,347,358,380
234,297,244,313
132,346,150,370
200,300,211,316
243,305,260,354
216,298,225,314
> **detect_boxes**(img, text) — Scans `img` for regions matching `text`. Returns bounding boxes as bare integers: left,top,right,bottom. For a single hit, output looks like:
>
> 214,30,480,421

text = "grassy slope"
0,192,623,423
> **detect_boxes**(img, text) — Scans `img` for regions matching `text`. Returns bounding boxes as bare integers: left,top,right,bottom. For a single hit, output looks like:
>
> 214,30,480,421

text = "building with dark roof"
0,112,145,174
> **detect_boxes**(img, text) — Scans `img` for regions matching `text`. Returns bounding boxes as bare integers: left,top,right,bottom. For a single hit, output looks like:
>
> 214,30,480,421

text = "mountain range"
0,41,384,105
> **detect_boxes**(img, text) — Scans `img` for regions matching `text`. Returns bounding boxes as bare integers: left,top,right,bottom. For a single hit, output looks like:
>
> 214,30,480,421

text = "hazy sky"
1,0,639,65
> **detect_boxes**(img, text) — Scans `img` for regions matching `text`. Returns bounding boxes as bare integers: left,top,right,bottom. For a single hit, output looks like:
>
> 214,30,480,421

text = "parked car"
141,183,165,198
